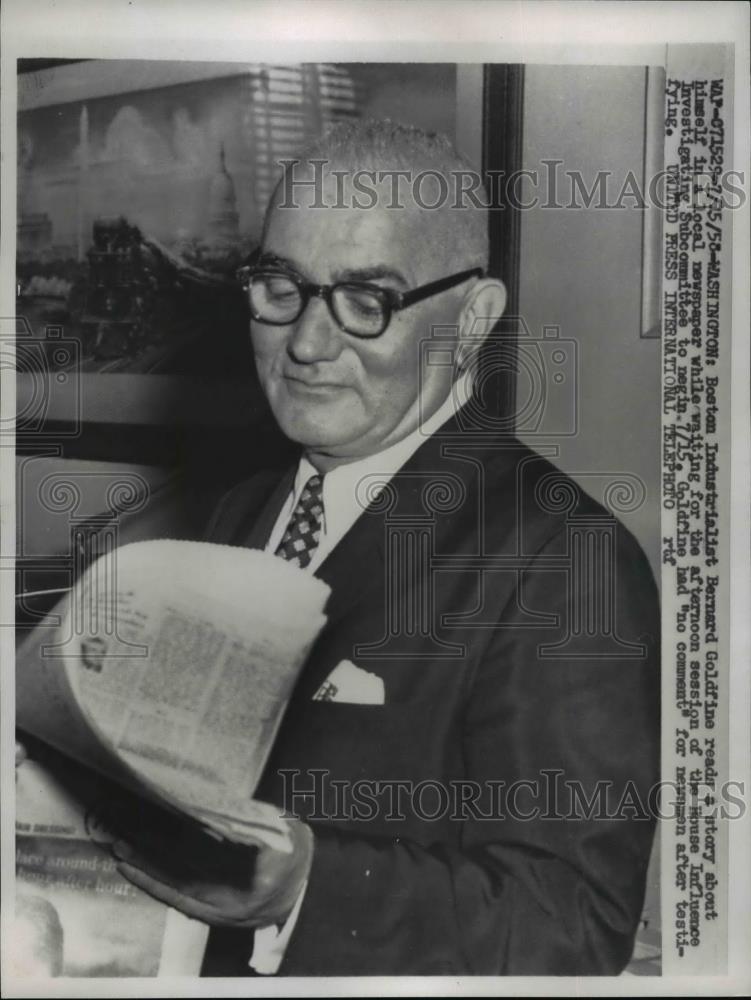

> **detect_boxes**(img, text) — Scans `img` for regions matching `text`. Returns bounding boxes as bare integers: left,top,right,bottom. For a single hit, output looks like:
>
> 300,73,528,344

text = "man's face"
251,173,466,467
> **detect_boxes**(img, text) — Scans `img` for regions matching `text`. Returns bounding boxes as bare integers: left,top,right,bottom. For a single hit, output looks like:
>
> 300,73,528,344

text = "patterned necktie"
274,473,325,569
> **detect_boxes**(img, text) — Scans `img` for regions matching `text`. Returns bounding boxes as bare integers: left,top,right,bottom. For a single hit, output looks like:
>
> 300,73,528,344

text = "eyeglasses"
236,257,484,338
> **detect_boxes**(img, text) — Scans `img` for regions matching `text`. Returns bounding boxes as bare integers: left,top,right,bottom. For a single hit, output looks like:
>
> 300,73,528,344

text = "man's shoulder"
204,466,290,544
468,436,654,570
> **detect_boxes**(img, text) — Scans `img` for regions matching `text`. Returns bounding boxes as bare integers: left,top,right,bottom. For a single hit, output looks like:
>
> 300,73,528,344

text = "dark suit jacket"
200,416,660,976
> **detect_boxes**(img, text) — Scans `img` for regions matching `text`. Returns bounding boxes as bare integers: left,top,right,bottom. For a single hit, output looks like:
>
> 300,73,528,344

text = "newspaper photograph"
1,1,749,996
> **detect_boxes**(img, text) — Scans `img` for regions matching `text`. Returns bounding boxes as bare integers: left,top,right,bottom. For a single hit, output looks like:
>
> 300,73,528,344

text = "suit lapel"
313,493,385,630
312,411,471,632
233,466,296,550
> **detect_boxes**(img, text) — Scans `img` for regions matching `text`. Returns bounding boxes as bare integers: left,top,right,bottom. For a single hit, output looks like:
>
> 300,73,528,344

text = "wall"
517,64,661,579
517,66,662,963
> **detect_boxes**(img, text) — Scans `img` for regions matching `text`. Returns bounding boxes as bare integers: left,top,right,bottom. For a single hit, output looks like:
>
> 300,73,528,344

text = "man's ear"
456,278,507,370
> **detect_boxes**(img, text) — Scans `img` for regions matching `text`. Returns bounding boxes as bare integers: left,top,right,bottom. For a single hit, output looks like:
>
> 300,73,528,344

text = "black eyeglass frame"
236,258,485,338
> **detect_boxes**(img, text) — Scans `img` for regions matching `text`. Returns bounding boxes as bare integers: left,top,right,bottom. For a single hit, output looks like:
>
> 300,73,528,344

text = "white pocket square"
313,660,385,705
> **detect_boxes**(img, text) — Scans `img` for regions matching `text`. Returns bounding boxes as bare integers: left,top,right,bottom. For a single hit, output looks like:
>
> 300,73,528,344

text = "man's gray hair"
268,118,490,271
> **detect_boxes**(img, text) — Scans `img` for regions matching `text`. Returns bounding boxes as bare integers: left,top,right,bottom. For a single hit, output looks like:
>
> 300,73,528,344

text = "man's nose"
286,295,342,364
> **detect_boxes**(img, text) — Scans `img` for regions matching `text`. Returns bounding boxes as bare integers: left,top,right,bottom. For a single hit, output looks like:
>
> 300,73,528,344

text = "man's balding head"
265,119,489,277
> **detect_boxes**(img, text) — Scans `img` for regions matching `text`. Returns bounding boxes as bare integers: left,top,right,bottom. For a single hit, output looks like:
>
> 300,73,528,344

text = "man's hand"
112,803,313,929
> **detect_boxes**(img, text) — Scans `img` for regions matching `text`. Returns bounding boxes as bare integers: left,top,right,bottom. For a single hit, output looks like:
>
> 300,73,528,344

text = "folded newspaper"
14,540,330,977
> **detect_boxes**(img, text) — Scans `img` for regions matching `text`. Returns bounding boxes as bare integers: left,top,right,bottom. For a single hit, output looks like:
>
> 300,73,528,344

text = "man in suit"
114,120,660,976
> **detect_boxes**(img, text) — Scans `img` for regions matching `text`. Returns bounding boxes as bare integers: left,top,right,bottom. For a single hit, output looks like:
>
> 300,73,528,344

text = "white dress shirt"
250,370,473,973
